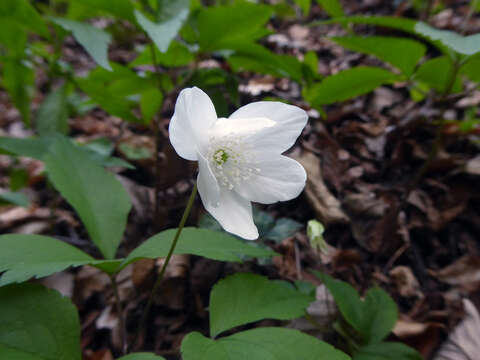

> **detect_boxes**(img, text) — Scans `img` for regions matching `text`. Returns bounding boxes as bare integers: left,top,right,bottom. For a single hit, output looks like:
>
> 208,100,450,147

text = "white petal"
229,101,308,153
168,87,217,160
234,154,306,204
200,187,259,240
209,116,275,139
197,152,220,207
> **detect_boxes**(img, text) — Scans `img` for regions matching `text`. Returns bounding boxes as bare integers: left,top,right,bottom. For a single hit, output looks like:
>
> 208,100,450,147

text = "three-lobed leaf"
0,283,81,359
209,273,314,337
45,137,131,259
181,328,351,360
51,17,112,70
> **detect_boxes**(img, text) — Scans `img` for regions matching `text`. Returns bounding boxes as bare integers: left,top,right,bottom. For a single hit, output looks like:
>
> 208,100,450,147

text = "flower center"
207,134,260,190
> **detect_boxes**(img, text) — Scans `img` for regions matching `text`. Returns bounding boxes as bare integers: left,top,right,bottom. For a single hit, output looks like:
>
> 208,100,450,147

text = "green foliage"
0,191,29,207
51,17,113,71
36,85,69,136
305,67,400,107
122,227,276,267
460,53,480,82
414,56,462,93
316,0,345,17
2,60,34,125
0,234,100,286
140,87,163,124
0,0,49,38
117,353,166,360
353,342,422,360
294,0,312,16
330,36,426,76
45,137,132,259
319,273,398,344
209,273,314,337
0,283,81,359
68,0,135,22
181,328,351,360
135,0,190,52
131,41,194,67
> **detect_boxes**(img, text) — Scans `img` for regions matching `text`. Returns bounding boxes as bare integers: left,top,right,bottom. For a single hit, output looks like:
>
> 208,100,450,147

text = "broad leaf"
316,0,344,17
0,0,49,37
460,53,480,82
415,22,480,55
353,342,422,360
36,85,69,136
209,273,314,337
181,328,350,360
0,191,29,207
118,353,166,360
414,56,462,93
0,234,104,286
140,87,163,124
51,17,112,70
69,0,135,22
305,67,399,107
45,137,131,259
2,59,34,125
122,227,276,268
0,283,81,359
0,136,52,159
330,36,425,76
294,0,312,15
135,0,189,53
196,3,273,52
131,41,194,67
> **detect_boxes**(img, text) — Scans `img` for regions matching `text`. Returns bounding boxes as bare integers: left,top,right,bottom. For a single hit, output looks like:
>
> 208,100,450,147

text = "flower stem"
110,274,127,355
129,182,198,351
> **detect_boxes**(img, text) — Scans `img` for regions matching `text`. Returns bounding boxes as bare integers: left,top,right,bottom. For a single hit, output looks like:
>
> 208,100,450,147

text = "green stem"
110,274,127,355
129,182,198,351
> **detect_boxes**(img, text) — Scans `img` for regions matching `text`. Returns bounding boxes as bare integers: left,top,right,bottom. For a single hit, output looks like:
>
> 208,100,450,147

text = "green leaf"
0,136,52,159
131,41,194,67
117,353,166,360
119,143,153,160
181,328,351,360
415,22,480,55
36,85,69,136
353,342,422,360
0,283,81,359
68,0,135,22
265,218,303,242
305,67,399,107
45,137,131,259
316,0,344,17
2,59,34,125
51,17,112,71
330,36,426,76
140,87,163,124
0,0,49,37
319,273,398,343
460,53,480,82
0,234,100,286
0,191,29,207
209,273,314,337
196,3,273,52
294,0,312,15
122,228,276,268
414,56,462,93
135,0,190,53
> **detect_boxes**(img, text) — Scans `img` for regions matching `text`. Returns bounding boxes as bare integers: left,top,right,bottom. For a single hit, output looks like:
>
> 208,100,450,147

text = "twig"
110,274,127,355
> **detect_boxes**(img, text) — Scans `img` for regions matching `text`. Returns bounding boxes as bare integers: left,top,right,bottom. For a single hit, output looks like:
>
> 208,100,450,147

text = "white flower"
169,87,308,240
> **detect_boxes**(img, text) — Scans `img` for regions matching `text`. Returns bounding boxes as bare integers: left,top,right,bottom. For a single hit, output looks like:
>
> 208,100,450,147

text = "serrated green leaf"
0,191,29,207
415,22,480,55
305,67,399,107
135,0,189,53
117,353,166,360
353,342,422,360
0,234,100,286
51,17,112,70
122,228,276,268
209,273,314,337
181,328,351,360
330,36,426,76
2,59,34,125
196,3,273,52
414,56,462,93
45,137,131,259
36,85,69,136
316,0,344,17
0,283,81,359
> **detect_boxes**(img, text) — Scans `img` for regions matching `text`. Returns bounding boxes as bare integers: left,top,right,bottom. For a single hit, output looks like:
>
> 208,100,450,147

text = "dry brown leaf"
390,266,423,298
430,255,480,292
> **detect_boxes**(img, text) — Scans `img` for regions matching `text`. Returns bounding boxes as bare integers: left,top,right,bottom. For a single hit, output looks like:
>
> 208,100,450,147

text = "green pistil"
213,149,229,165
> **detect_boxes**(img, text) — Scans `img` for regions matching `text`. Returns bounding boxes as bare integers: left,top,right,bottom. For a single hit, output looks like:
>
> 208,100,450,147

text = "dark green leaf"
0,0,49,37
210,273,314,337
135,0,189,53
45,137,131,259
0,136,52,159
2,59,34,125
140,87,163,124
265,217,303,242
305,67,399,107
181,328,351,360
414,56,462,93
36,85,69,136
122,227,276,268
316,0,344,17
0,283,81,359
51,17,112,70
353,342,422,360
330,36,426,76
68,0,135,22
119,143,153,160
0,191,29,207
